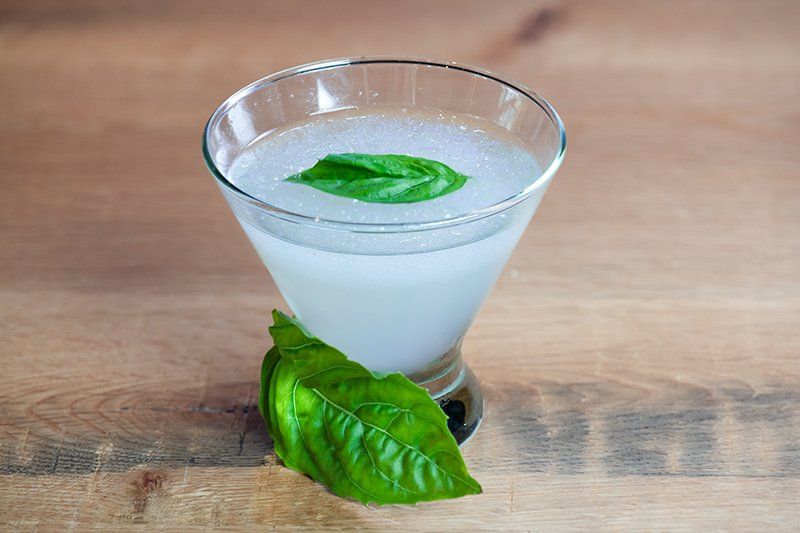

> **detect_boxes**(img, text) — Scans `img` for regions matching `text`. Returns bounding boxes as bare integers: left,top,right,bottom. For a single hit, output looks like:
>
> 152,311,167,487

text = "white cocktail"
204,58,566,442
228,110,543,375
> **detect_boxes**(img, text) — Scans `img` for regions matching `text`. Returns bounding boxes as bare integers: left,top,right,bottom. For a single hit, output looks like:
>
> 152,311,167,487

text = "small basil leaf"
284,153,469,203
261,309,482,505
269,310,373,386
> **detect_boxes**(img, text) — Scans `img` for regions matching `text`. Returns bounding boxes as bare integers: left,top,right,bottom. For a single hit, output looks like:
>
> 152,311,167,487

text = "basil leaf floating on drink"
259,309,482,505
284,153,470,203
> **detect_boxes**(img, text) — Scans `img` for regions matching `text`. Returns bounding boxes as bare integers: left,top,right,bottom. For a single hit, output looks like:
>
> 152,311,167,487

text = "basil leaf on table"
259,309,482,505
257,347,283,451
284,153,469,203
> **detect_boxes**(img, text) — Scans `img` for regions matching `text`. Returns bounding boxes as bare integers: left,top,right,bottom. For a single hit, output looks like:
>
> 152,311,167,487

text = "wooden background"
1,0,799,530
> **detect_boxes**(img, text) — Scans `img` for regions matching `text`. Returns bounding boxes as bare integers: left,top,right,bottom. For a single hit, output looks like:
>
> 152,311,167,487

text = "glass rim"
202,56,567,233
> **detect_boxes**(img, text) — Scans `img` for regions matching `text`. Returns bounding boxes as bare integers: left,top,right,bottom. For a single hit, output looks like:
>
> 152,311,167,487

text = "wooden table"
2,0,798,529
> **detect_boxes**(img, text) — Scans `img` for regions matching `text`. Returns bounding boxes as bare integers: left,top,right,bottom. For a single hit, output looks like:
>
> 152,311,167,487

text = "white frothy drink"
228,109,545,375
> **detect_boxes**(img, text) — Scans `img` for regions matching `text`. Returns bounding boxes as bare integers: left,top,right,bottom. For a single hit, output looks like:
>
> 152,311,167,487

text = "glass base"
408,345,483,446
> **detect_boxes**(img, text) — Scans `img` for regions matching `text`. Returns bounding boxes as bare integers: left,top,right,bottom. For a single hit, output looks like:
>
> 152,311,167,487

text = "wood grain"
1,0,799,530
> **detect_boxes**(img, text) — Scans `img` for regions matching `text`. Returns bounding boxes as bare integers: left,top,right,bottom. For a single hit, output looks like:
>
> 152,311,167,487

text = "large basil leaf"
284,153,469,203
260,309,482,504
258,346,286,457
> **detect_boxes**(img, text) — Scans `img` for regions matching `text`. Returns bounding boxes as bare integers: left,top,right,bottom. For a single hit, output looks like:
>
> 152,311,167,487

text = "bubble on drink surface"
227,108,540,225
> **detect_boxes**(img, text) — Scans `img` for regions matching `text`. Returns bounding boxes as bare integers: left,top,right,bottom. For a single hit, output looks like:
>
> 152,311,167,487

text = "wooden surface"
1,0,799,530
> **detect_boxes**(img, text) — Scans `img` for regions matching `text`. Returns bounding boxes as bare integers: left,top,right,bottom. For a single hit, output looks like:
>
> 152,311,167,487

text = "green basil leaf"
259,309,482,505
269,355,331,481
269,310,373,386
284,153,469,203
258,346,281,441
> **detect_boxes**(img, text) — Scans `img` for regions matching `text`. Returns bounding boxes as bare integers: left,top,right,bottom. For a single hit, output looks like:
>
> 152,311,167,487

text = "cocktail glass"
203,57,566,444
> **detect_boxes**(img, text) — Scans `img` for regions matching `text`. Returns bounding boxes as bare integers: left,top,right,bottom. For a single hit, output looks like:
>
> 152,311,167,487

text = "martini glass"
203,57,566,444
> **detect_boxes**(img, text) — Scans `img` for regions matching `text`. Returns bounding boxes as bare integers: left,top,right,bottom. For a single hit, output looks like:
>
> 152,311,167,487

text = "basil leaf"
269,310,373,386
258,346,284,451
284,153,469,203
259,309,482,505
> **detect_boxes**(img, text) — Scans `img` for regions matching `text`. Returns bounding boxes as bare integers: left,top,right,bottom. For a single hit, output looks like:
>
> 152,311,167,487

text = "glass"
203,57,566,444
